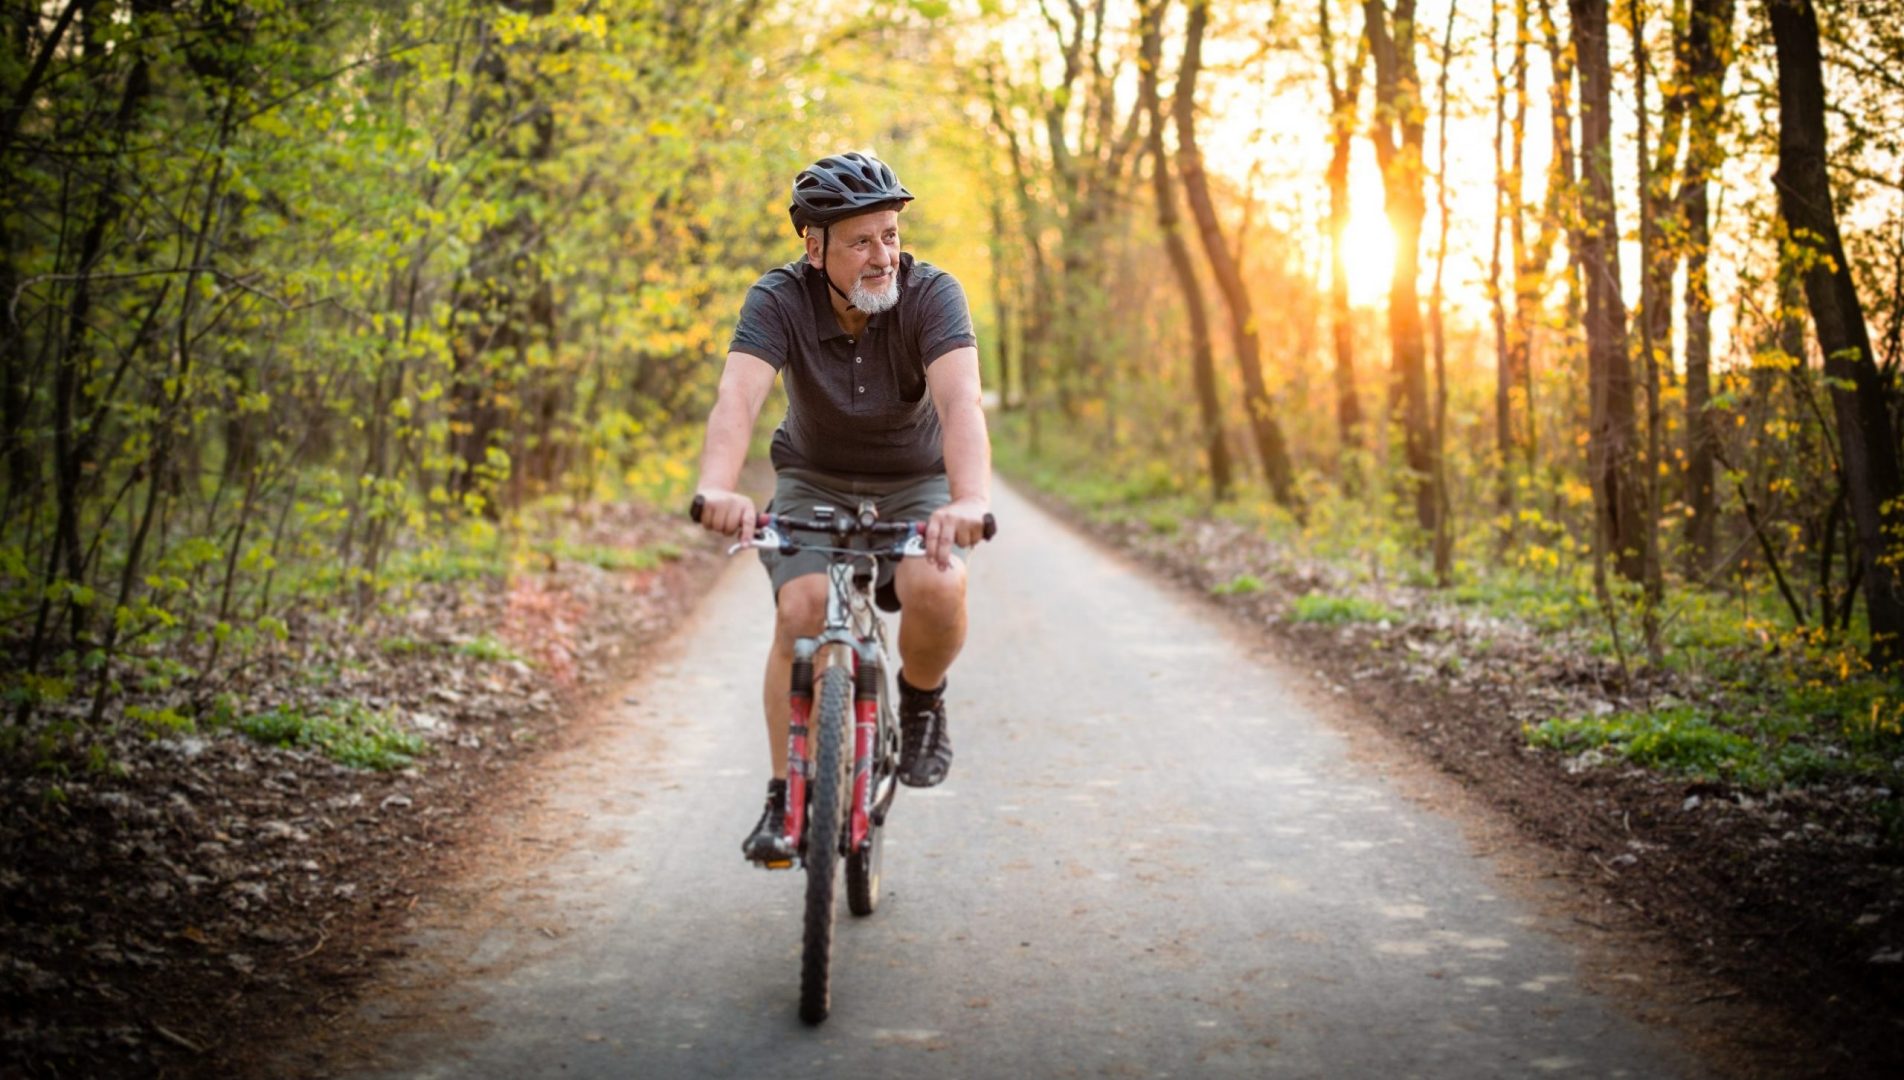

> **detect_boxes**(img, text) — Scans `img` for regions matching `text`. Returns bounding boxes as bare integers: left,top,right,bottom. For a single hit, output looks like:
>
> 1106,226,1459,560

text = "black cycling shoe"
897,673,952,788
742,779,792,865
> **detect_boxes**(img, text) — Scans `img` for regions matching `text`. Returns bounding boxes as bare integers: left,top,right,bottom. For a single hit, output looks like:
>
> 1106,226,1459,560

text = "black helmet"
788,152,914,235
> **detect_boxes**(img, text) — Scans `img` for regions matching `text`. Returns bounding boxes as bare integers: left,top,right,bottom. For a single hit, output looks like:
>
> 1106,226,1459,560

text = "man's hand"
694,489,758,539
925,496,990,569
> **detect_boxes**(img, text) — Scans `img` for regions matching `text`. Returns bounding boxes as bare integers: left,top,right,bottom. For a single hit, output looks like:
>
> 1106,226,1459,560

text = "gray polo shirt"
728,252,976,479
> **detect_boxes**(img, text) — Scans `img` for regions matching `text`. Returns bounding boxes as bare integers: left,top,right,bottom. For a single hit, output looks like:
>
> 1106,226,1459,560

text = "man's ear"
804,230,824,269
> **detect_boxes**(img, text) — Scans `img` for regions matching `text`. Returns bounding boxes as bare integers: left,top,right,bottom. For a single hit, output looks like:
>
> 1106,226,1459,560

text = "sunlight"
1340,210,1396,308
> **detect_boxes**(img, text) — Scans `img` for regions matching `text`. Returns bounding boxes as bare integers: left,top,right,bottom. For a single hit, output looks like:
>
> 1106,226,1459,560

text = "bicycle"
690,494,995,1025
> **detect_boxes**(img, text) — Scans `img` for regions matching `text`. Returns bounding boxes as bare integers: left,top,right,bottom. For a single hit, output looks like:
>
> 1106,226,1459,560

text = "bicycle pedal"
760,858,795,871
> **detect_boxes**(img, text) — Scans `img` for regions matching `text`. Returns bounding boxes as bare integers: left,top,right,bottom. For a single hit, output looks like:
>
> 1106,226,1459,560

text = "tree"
1363,0,1437,535
1678,0,1735,574
1176,0,1301,512
1571,0,1647,586
1319,0,1368,472
1139,0,1233,500
1769,0,1904,664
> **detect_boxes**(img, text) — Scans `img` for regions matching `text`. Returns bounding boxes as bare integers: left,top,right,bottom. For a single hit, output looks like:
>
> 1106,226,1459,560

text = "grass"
1524,701,1897,792
537,539,681,573
234,701,427,770
455,634,525,663
1211,574,1264,597
1290,592,1400,624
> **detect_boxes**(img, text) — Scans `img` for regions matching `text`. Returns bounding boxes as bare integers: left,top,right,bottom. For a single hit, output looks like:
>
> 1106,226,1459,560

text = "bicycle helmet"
788,152,914,236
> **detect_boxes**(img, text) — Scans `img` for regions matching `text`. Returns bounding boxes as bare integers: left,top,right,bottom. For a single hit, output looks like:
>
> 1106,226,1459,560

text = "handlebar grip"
689,494,705,523
982,513,997,542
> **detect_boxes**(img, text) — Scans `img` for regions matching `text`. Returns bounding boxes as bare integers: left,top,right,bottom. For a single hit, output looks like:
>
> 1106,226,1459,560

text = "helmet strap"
818,225,858,311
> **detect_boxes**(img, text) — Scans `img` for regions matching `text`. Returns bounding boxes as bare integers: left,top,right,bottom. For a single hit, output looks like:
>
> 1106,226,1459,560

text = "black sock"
766,778,787,798
897,671,946,697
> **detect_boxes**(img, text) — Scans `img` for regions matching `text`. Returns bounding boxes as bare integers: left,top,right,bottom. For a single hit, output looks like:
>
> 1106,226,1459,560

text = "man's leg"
743,572,826,863
761,573,828,778
893,557,968,689
892,556,967,787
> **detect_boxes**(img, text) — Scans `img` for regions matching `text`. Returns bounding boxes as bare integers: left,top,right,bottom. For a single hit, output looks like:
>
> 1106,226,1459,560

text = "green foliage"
456,635,526,664
234,702,426,771
1290,592,1400,624
1525,703,1890,791
1211,574,1265,596
0,0,819,730
537,539,682,573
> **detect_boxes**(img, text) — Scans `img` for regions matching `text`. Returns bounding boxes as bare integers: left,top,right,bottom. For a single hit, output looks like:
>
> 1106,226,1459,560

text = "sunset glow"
1340,210,1397,308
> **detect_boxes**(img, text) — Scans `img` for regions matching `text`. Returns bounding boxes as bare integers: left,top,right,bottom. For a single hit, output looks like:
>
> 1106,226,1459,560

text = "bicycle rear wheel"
799,664,852,1025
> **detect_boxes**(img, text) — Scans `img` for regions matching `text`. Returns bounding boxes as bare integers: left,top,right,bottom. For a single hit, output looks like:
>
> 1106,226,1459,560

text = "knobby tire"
799,664,852,1025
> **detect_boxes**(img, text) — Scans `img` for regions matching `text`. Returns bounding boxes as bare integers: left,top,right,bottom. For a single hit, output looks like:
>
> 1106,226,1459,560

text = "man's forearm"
941,400,992,504
697,393,756,492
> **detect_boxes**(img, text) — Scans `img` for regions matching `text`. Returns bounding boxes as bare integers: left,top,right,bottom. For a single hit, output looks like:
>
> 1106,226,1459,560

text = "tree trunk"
1140,0,1232,501
1364,0,1437,535
1679,0,1733,576
1175,0,1300,512
986,194,1015,411
1490,0,1512,515
27,7,156,672
1769,0,1904,664
1321,0,1366,475
445,2,557,511
1630,0,1664,627
1572,0,1647,585
1430,0,1458,584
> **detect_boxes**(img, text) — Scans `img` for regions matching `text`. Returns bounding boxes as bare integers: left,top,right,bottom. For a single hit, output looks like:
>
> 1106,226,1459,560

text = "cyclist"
690,151,994,864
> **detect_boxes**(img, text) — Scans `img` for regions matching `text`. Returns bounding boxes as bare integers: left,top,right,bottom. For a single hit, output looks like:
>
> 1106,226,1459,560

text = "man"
691,152,993,863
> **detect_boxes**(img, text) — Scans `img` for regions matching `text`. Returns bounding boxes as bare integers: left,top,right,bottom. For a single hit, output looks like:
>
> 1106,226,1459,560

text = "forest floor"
0,499,726,1080
3,481,1901,1078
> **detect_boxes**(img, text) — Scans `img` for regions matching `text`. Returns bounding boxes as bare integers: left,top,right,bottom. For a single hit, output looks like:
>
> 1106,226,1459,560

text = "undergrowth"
995,415,1904,804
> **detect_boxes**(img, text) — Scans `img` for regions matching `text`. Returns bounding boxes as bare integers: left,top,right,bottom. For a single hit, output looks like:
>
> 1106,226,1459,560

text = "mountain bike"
690,494,994,1024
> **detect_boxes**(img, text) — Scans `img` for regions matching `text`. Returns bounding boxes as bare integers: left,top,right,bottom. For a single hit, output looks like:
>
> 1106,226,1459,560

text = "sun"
1340,211,1397,308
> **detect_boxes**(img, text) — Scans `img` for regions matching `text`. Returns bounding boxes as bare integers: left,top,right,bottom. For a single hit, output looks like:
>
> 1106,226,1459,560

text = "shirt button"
855,357,862,364
858,386,865,393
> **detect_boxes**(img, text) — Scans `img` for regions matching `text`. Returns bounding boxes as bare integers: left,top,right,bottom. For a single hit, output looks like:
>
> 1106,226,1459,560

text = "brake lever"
726,523,785,556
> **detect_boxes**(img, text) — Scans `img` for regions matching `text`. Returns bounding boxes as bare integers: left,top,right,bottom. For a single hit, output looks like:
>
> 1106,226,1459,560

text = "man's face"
808,209,901,314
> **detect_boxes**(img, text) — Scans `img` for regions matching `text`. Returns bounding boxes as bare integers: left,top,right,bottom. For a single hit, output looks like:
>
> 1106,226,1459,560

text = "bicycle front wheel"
799,663,852,1025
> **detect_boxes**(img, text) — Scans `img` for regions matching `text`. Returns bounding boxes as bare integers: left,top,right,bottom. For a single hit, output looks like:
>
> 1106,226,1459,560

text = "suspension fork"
782,642,816,857
850,647,880,853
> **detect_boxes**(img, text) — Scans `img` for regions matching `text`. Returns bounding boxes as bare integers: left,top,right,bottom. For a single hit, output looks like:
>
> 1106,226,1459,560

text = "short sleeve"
728,281,790,370
915,272,977,366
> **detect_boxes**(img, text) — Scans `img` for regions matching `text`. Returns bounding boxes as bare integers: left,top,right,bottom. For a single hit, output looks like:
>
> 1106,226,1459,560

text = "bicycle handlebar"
690,493,997,543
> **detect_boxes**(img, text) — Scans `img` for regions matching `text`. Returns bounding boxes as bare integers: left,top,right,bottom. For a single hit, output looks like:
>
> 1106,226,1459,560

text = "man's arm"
924,345,991,566
694,351,778,537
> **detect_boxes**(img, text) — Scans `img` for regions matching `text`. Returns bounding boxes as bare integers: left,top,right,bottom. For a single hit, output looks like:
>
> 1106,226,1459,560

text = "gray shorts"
759,468,966,604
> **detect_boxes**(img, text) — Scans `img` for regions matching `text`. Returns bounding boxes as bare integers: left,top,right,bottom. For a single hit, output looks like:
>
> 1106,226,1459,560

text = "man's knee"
774,575,828,644
896,561,966,622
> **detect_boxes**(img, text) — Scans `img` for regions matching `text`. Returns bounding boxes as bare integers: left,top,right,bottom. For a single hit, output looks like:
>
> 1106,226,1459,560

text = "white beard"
849,271,899,314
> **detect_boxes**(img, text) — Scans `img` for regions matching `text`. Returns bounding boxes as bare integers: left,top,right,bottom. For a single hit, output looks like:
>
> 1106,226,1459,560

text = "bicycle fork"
849,656,879,854
780,649,816,864
780,641,882,865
